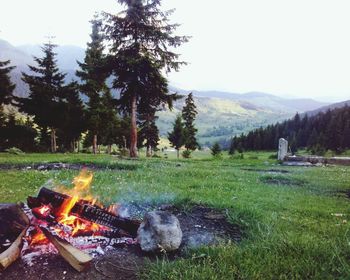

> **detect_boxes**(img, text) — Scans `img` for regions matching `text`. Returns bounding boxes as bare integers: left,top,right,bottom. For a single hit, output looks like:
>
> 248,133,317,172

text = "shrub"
119,148,129,157
5,147,25,155
182,150,192,158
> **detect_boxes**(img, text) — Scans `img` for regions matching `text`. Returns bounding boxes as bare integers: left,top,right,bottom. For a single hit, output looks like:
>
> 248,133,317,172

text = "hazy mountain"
0,38,330,145
304,100,350,117
17,44,85,70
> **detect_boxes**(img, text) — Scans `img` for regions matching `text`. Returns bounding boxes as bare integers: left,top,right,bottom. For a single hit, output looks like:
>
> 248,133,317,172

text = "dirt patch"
241,168,290,174
0,205,241,280
334,190,350,200
260,176,305,186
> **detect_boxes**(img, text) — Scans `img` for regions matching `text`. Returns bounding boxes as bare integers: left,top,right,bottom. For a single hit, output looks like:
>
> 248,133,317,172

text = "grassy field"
0,152,349,279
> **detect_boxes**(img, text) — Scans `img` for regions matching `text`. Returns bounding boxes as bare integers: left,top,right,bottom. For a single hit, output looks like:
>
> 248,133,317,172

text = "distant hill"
304,100,350,117
232,101,350,153
1,38,329,146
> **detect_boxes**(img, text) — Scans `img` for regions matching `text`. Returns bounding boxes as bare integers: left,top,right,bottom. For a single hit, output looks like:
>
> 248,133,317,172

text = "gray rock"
137,211,182,252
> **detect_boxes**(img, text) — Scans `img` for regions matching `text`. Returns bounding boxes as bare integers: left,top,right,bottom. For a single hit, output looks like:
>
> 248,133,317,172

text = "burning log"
29,187,141,237
40,227,92,272
0,204,29,271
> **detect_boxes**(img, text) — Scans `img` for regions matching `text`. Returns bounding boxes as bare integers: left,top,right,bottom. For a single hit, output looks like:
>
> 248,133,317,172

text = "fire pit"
0,169,241,279
1,170,142,272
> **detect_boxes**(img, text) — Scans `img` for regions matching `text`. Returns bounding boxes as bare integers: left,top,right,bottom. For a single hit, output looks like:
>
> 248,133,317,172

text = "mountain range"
0,38,331,145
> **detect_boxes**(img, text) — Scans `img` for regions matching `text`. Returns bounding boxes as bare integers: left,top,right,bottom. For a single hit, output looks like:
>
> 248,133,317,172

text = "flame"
54,169,104,236
30,231,48,245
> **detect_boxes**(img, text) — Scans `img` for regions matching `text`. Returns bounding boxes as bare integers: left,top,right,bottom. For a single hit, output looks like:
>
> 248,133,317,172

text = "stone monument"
278,138,288,161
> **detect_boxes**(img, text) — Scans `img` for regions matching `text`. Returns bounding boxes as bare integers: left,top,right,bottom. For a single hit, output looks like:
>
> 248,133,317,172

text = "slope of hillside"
304,100,350,117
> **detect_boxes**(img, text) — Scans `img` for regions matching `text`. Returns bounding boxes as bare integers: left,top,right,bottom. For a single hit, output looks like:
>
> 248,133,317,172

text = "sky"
1,0,350,102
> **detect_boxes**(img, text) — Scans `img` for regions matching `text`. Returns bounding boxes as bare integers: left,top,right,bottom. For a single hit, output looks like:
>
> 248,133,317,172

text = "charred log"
30,187,141,237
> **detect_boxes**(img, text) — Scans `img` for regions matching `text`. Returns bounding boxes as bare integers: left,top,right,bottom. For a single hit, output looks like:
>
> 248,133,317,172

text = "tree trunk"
92,134,97,155
177,149,179,159
130,95,138,158
51,128,57,153
146,145,152,157
107,144,112,154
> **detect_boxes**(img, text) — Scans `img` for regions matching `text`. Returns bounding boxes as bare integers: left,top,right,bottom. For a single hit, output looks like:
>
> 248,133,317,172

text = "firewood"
35,187,141,237
40,226,92,272
0,204,29,271
0,227,28,271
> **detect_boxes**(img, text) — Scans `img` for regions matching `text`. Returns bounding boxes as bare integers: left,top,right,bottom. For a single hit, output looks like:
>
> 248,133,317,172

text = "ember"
0,170,141,273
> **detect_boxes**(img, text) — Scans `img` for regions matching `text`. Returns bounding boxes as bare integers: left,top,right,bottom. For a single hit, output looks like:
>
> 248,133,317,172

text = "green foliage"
210,142,222,157
17,42,67,152
4,147,25,155
0,111,37,152
168,115,184,158
182,93,198,151
233,107,350,153
182,150,192,158
77,18,111,154
103,0,188,156
0,59,15,105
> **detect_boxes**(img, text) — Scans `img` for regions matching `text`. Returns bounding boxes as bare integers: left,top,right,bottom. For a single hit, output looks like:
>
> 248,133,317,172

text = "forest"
230,106,350,155
0,1,198,157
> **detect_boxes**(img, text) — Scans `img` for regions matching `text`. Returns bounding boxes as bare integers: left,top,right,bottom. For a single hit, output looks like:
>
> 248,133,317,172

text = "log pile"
0,187,141,272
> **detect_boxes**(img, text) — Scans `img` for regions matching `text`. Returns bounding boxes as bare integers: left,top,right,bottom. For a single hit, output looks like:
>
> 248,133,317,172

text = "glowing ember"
30,231,48,246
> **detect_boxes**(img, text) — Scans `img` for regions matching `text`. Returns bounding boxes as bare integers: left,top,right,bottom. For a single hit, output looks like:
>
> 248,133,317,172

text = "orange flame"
30,231,48,245
54,169,104,236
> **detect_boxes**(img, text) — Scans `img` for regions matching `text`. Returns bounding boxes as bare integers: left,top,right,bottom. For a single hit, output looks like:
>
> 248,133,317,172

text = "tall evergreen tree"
76,17,110,154
168,115,184,158
59,82,86,152
103,0,188,157
182,92,198,152
17,42,66,152
0,60,15,105
100,90,120,154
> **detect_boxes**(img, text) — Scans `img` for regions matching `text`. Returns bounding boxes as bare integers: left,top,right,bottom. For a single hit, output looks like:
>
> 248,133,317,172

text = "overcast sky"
1,0,350,102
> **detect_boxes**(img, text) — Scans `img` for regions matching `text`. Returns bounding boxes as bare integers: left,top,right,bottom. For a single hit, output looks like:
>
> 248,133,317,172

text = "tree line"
230,106,350,155
0,0,191,157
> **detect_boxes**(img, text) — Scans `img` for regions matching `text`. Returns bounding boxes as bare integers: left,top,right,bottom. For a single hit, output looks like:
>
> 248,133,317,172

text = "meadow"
0,151,349,279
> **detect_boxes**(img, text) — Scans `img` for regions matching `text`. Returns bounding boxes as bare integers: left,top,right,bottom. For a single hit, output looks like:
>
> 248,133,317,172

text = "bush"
182,150,192,158
5,147,25,155
119,148,129,157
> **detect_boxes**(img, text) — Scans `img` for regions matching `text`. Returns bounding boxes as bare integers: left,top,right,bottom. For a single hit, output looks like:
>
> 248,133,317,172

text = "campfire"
0,170,141,272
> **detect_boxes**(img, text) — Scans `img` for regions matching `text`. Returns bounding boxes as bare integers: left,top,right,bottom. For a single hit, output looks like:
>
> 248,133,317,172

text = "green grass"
0,152,349,279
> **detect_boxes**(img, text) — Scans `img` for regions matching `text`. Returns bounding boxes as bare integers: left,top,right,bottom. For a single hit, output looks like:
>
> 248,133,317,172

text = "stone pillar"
278,138,288,161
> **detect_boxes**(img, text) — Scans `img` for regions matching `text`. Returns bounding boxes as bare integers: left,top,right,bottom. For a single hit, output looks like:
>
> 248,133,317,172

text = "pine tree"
168,115,184,158
76,17,110,154
59,82,86,152
100,90,120,154
103,0,188,158
138,108,160,157
211,142,222,158
182,92,198,153
229,137,236,155
17,42,66,152
0,60,15,105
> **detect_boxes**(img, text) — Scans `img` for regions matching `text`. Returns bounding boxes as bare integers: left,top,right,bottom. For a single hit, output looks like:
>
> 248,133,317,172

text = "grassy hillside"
157,96,292,146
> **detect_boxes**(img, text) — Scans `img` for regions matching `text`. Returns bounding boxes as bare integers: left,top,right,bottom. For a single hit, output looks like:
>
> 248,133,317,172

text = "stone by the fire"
137,211,182,252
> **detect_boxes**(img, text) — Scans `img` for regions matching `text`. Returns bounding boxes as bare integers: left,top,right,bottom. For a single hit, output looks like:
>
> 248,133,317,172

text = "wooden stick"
40,227,92,272
0,226,28,271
